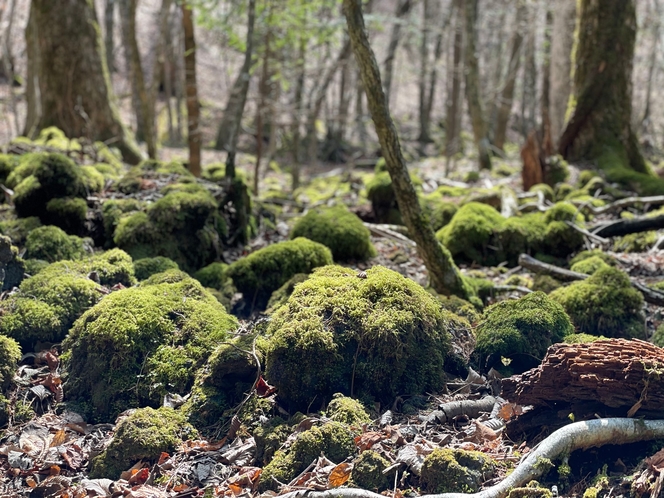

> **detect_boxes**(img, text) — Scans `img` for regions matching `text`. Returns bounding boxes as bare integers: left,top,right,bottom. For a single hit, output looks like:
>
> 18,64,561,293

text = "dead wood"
518,253,664,306
587,195,664,216
591,213,664,238
502,339,664,414
277,418,664,498
424,396,497,424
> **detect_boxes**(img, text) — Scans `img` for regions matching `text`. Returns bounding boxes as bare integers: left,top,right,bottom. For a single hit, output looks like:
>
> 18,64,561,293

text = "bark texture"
181,1,201,177
558,0,646,174
549,0,576,146
502,339,664,414
23,3,40,137
343,0,471,299
463,0,491,170
383,0,412,107
30,0,142,164
444,0,463,160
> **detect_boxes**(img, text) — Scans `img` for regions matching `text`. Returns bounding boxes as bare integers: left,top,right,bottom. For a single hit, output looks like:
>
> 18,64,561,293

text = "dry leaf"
49,464,61,475
256,376,277,397
472,420,498,442
26,477,37,488
228,483,243,495
50,429,66,447
329,462,352,488
647,449,664,471
354,432,384,452
497,403,523,421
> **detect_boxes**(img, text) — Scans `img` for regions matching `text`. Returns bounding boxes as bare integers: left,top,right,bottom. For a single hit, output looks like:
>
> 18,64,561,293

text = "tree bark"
215,0,256,158
104,0,116,73
343,0,471,299
520,2,537,136
31,0,142,164
549,0,576,147
540,9,553,157
23,3,40,137
463,0,492,170
119,0,157,158
417,0,432,144
149,0,173,146
493,0,526,151
641,0,660,135
382,0,412,108
444,0,463,163
291,35,306,190
558,0,646,176
181,1,201,177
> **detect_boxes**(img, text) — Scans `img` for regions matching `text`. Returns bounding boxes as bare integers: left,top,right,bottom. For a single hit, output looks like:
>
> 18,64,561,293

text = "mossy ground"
420,448,496,493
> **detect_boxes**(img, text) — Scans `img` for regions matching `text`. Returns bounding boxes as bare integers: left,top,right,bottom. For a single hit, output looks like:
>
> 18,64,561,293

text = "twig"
564,221,609,245
363,222,416,246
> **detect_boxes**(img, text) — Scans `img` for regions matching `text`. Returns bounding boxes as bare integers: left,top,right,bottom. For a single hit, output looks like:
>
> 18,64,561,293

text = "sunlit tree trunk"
30,0,142,164
549,0,576,146
559,0,646,174
417,0,432,144
181,1,201,176
343,0,471,300
463,0,491,170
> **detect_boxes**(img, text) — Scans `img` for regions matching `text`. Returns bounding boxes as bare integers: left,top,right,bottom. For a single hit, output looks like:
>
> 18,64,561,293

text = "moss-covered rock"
227,238,333,312
89,407,197,479
0,154,18,185
63,278,237,422
45,197,87,235
475,292,573,372
508,481,553,498
569,250,617,268
564,333,607,344
613,231,658,253
0,216,41,246
253,418,291,466
101,198,143,244
570,256,610,275
529,183,555,202
23,259,50,276
420,448,495,494
133,256,179,281
550,267,645,338
326,394,371,425
0,336,21,391
264,265,465,410
259,422,355,491
0,235,24,291
652,323,664,347
193,262,228,289
80,165,106,193
266,273,309,312
350,450,392,491
531,275,562,294
24,225,87,262
421,194,458,231
438,295,481,324
291,205,376,262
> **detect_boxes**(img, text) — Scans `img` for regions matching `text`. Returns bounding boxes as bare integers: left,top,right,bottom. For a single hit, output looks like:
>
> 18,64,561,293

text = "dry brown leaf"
354,432,384,452
26,477,37,488
50,429,66,447
329,462,352,488
49,464,61,475
497,403,523,421
472,420,498,442
228,483,243,495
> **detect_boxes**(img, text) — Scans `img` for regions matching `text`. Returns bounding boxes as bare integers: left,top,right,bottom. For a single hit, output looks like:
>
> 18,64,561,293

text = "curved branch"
278,419,664,498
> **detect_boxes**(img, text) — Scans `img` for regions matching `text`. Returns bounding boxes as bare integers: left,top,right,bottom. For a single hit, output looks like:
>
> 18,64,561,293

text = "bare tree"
520,1,537,136
444,0,464,168
181,0,201,176
549,0,576,146
383,0,412,107
641,0,661,135
104,0,116,73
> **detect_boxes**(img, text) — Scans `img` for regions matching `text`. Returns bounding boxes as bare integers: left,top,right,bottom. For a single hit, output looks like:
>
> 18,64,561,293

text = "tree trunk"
31,0,142,164
520,2,537,136
343,0,471,300
24,3,40,137
549,0,576,147
291,35,306,190
149,0,173,147
463,0,491,170
540,9,553,157
181,1,201,177
215,0,256,157
493,0,526,151
104,0,116,73
558,0,646,177
444,0,463,163
417,0,432,144
485,4,507,125
641,0,660,135
119,0,156,158
382,0,412,107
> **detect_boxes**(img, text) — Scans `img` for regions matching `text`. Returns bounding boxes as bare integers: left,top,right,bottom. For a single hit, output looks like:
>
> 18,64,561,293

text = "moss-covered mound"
366,171,401,224
613,231,658,253
89,407,197,479
475,292,573,372
421,194,458,231
259,422,355,491
24,225,87,262
550,267,645,338
116,160,192,194
0,216,41,246
63,277,238,422
350,450,392,491
290,205,376,262
227,238,333,312
570,256,610,275
264,265,469,410
193,262,228,289
113,190,226,272
0,235,25,291
420,448,495,494
133,256,179,281
0,336,21,391
101,198,143,244
326,394,371,425
266,273,309,312
569,249,617,268
45,197,88,235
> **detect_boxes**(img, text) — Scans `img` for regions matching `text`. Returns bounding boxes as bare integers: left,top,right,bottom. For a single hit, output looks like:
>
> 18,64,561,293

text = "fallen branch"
277,419,664,498
518,254,664,306
591,214,664,238
363,222,415,246
423,396,497,424
587,195,664,216
564,221,609,245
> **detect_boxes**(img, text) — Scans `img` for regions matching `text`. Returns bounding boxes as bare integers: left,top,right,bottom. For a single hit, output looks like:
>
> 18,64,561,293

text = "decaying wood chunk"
520,131,543,191
502,339,664,413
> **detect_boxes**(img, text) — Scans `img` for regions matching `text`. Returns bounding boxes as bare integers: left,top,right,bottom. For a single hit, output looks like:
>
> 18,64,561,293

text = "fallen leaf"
647,449,664,471
50,429,66,447
329,462,353,488
355,432,384,452
128,467,150,485
157,452,170,465
256,376,277,397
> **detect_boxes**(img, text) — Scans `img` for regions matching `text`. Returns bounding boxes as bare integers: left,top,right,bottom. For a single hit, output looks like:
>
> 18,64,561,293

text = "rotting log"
592,213,664,238
502,339,664,414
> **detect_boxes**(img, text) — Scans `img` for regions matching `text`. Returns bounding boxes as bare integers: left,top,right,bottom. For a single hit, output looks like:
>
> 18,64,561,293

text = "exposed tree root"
278,419,664,498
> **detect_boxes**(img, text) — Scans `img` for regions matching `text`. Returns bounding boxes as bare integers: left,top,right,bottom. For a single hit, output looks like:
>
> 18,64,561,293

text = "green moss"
101,198,143,244
551,267,645,338
291,205,376,262
227,238,333,312
504,275,533,288
555,183,575,201
421,194,458,231
0,336,21,391
161,181,208,196
0,154,18,185
532,275,562,294
475,292,574,372
23,259,49,276
0,297,64,346
266,273,309,312
0,217,41,246
264,265,463,410
45,197,87,235
140,268,190,285
326,394,371,425
651,323,664,347
508,484,553,498
578,170,596,188
570,250,617,267
529,184,555,201
259,422,355,491
438,294,481,324
134,256,179,281
543,155,570,185
493,214,547,266
253,419,291,465
24,225,86,262
570,256,610,275
193,262,228,289
350,450,392,491
89,407,197,479
564,333,607,344
80,165,105,193
613,231,657,253
421,448,495,494
63,279,238,422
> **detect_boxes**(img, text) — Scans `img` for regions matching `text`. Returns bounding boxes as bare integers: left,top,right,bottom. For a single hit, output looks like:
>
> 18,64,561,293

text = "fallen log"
502,339,664,414
588,195,664,216
277,418,664,498
592,213,664,238
518,254,664,306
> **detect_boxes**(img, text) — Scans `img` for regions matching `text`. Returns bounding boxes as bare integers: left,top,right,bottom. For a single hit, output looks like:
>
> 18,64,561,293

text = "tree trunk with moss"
343,0,471,300
181,1,201,177
559,0,648,184
30,0,142,164
463,0,491,170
